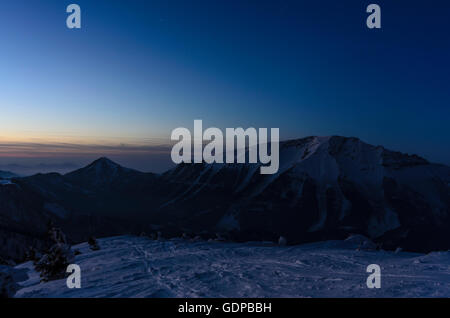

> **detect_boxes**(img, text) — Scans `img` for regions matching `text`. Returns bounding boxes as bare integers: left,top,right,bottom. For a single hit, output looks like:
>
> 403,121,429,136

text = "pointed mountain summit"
83,157,128,175
65,157,143,188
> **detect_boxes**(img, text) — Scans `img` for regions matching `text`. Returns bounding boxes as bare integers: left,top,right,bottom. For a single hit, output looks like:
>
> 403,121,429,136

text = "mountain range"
1,136,449,262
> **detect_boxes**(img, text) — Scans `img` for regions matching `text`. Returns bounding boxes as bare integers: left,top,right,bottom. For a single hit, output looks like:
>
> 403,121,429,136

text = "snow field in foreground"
14,236,450,298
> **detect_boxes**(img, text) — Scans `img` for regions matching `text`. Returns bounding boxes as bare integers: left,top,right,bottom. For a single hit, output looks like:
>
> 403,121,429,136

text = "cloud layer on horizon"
0,141,174,175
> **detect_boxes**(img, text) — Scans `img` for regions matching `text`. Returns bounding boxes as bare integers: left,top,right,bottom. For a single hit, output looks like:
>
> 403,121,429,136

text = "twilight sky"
0,0,449,174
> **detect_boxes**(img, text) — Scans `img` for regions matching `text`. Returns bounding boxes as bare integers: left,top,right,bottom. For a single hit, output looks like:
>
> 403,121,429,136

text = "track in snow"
14,236,450,298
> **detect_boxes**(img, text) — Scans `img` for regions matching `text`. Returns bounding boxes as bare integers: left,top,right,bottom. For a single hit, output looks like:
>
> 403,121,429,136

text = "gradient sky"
1,0,449,174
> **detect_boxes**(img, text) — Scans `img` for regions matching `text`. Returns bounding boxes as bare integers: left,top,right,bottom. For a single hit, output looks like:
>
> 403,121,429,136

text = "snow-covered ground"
14,236,450,298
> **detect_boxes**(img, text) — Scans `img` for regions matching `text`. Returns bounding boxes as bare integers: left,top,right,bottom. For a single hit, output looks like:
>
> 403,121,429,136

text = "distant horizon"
1,134,449,177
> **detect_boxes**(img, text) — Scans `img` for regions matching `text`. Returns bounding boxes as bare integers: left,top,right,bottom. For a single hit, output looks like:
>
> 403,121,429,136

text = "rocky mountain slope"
1,136,449,263
158,136,450,251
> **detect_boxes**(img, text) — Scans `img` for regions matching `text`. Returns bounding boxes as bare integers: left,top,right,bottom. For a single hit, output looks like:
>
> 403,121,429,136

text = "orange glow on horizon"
0,133,172,158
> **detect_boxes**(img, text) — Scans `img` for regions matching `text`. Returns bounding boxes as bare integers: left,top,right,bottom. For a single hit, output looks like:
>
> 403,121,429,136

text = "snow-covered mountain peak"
159,135,450,249
279,135,429,169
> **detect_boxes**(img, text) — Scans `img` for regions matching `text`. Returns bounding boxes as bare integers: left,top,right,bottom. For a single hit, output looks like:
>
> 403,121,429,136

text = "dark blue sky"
1,0,449,173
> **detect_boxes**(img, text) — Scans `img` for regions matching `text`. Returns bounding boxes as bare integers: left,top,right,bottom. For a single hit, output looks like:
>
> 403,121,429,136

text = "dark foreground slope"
0,183,51,262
